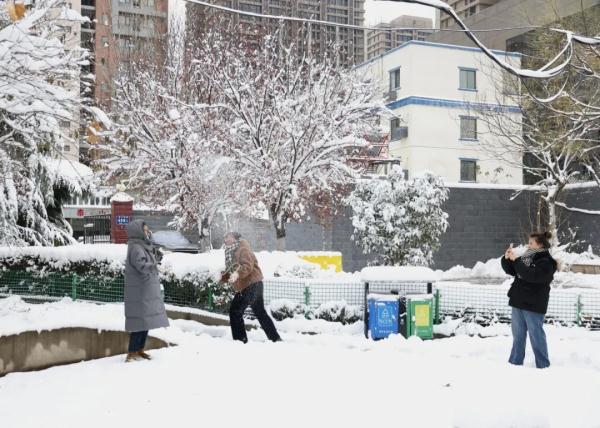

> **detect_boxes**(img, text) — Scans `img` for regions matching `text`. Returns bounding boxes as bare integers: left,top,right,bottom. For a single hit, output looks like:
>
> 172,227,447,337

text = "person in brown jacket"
220,232,282,343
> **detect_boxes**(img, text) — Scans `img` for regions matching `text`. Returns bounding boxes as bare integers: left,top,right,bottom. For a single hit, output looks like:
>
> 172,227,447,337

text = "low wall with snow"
0,328,168,376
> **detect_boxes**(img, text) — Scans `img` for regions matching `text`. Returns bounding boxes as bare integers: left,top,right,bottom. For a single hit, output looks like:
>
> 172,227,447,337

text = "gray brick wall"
133,186,600,272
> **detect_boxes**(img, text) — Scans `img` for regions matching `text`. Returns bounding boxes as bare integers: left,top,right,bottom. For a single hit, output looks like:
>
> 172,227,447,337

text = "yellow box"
299,253,343,273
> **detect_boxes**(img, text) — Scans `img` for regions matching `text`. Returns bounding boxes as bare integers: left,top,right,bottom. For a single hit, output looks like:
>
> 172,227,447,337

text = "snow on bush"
269,299,362,324
348,167,449,267
313,301,362,324
268,299,308,321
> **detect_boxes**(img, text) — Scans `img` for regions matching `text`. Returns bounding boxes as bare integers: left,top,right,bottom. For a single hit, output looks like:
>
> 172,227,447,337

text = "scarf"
224,241,240,274
520,248,547,267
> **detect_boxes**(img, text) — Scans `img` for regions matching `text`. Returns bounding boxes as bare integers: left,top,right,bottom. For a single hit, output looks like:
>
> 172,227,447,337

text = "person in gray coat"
124,220,169,362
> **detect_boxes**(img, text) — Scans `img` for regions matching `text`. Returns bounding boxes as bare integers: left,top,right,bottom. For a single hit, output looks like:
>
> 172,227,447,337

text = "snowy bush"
269,299,308,321
348,167,449,267
314,301,362,324
269,299,361,324
0,248,231,310
273,263,320,279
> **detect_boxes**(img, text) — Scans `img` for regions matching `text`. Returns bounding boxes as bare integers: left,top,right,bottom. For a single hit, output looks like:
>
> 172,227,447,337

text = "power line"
182,0,541,34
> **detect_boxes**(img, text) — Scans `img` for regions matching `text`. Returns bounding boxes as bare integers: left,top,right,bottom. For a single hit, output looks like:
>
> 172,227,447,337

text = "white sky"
168,0,437,28
365,0,436,26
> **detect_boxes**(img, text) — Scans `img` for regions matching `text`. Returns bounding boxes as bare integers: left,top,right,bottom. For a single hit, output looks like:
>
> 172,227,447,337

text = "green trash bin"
400,294,434,340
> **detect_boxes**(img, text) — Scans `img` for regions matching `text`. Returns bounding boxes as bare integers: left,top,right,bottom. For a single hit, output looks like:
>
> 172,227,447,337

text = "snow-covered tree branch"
193,24,390,249
0,0,94,245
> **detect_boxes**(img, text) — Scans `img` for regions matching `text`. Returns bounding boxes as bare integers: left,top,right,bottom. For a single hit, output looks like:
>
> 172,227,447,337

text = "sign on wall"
115,215,131,225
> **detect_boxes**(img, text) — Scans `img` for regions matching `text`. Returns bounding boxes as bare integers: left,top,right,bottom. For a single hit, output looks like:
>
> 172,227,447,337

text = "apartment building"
187,0,366,65
366,15,433,60
355,40,523,184
430,0,598,51
80,0,168,108
438,0,501,29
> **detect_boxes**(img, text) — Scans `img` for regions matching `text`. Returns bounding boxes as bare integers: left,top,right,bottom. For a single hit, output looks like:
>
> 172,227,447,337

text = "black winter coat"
501,251,557,315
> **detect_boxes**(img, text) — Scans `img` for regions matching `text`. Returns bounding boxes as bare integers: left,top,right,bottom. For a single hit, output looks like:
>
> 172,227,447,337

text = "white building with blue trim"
356,40,523,185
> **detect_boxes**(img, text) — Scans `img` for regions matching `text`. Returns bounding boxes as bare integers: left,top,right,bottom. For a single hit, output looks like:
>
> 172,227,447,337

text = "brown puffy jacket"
229,240,263,292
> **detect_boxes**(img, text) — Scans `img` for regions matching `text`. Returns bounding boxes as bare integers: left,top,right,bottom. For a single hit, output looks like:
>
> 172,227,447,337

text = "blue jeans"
509,307,550,369
128,330,148,353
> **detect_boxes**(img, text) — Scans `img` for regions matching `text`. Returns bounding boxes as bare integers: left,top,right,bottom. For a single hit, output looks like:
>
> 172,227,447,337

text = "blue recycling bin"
367,295,399,339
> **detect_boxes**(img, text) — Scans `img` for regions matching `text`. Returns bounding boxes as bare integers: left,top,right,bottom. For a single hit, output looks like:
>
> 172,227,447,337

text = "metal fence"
2,271,600,328
262,278,600,328
0,271,215,310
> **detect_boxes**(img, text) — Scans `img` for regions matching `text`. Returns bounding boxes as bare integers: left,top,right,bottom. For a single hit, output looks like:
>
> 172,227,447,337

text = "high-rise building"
430,0,598,51
366,15,433,60
80,0,168,109
438,0,501,29
187,0,366,65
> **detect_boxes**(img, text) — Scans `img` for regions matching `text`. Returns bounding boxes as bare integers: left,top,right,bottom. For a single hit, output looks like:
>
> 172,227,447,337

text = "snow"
110,192,134,203
2,296,600,427
88,106,112,128
362,266,440,283
50,158,94,180
367,293,399,301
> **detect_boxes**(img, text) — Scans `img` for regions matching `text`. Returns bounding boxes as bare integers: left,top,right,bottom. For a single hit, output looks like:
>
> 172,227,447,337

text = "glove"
219,272,230,284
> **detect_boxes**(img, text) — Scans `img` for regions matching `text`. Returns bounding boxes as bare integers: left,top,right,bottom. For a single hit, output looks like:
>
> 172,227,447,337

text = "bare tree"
193,24,390,249
476,7,600,244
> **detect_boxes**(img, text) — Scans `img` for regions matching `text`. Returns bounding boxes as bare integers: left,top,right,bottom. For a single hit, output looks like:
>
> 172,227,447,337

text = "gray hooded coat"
124,220,169,332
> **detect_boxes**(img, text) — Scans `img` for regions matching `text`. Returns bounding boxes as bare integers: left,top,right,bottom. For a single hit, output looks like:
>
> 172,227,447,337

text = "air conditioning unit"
386,90,397,102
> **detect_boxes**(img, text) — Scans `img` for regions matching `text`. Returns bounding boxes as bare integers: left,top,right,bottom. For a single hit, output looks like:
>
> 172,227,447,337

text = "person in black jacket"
501,231,557,369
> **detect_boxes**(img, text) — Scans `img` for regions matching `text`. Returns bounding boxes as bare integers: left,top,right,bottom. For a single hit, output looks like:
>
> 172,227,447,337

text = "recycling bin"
399,294,434,340
367,294,399,340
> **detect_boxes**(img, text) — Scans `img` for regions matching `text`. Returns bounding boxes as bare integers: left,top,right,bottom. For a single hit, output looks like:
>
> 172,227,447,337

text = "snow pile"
361,266,440,282
3,297,600,428
440,257,509,280
110,192,134,203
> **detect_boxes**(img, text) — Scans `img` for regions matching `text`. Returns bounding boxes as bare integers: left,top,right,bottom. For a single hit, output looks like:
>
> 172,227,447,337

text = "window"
390,118,407,141
147,0,154,6
133,0,140,6
101,82,109,92
101,13,109,25
63,145,71,152
460,159,477,182
100,57,106,66
101,36,109,47
389,68,400,91
460,116,477,140
459,68,476,90
60,120,70,128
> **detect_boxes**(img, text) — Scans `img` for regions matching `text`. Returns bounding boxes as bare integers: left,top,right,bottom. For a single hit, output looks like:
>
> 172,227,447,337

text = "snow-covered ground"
2,297,600,428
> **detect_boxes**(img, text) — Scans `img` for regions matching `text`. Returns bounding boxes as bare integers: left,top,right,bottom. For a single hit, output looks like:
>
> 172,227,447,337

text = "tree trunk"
544,185,562,247
271,206,287,251
198,216,212,252
320,216,333,251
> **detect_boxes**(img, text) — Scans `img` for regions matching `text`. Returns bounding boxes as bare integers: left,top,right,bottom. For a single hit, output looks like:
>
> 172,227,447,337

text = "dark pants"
128,330,148,353
509,307,550,369
229,281,281,343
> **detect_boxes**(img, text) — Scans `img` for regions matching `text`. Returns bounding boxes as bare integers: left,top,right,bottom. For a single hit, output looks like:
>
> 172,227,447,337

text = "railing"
2,271,600,328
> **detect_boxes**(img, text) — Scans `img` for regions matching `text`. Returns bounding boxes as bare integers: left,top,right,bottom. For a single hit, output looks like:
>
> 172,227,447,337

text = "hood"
238,239,251,250
126,219,147,241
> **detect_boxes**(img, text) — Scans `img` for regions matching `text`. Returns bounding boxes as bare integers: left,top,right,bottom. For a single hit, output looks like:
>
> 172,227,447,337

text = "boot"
137,350,152,360
125,352,141,363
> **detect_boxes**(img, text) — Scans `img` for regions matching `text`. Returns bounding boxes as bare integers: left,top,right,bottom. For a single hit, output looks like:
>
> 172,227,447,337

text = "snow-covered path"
2,299,600,428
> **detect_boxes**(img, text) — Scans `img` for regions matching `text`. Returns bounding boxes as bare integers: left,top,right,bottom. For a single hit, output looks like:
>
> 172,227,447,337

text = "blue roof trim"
387,96,521,113
356,40,522,69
